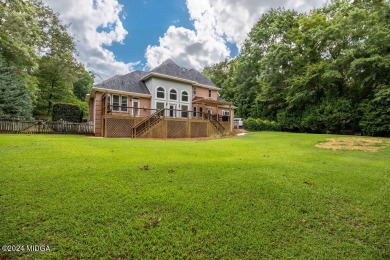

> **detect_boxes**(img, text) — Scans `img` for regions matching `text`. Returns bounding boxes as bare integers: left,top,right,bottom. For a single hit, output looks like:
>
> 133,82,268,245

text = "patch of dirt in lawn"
316,137,390,152
234,128,248,136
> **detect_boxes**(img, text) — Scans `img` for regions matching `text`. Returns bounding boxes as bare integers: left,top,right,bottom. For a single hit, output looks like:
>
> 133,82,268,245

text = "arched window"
181,91,189,102
169,89,177,100
156,87,165,99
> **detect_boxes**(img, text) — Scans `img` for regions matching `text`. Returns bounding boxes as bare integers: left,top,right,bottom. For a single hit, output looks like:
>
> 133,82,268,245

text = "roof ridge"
159,58,176,66
147,59,217,88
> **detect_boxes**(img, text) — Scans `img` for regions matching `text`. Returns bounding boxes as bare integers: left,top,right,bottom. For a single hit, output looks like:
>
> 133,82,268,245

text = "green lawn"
0,133,389,259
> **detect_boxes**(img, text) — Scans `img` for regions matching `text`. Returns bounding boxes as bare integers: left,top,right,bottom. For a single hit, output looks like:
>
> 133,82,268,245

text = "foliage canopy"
203,0,390,136
0,0,93,119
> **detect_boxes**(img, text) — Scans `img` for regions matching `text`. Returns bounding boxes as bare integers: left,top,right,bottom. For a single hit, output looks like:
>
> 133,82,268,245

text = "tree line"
203,0,390,136
0,0,93,120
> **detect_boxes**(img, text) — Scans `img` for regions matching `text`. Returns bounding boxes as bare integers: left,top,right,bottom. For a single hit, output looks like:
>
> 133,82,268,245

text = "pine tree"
0,54,33,120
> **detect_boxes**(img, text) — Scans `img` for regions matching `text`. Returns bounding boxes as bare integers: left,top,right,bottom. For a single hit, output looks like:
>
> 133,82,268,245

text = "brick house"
86,59,235,138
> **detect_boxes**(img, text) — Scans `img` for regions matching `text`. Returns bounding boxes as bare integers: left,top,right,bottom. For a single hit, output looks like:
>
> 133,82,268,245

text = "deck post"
187,120,191,138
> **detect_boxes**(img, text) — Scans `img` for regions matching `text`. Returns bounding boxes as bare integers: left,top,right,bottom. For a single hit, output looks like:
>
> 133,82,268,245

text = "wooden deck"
98,101,233,138
102,114,231,138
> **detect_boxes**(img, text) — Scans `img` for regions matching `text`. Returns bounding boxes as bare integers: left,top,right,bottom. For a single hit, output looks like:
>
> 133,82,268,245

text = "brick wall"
195,86,217,99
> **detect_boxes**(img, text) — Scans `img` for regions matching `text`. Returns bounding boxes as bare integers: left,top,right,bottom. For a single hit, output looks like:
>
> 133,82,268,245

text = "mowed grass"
0,133,389,259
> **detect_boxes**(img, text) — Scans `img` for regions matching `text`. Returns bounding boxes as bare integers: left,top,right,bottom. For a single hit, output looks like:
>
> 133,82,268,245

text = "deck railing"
104,105,231,122
204,113,226,133
132,109,165,138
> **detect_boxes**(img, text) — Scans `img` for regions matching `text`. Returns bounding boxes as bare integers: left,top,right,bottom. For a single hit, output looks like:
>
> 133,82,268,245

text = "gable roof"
92,59,218,95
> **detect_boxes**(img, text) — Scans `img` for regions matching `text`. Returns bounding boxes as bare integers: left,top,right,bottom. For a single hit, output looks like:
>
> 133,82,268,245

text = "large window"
181,105,188,118
112,95,120,111
181,91,189,102
157,87,165,99
121,96,128,112
156,102,165,110
170,89,177,100
110,95,128,112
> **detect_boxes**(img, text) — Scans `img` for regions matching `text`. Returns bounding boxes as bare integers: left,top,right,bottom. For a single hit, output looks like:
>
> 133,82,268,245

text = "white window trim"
156,86,166,100
169,88,178,101
112,94,120,112
121,96,128,112
156,101,165,110
110,94,129,113
181,90,189,102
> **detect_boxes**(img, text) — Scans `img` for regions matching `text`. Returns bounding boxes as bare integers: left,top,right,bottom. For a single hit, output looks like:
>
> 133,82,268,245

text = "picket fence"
0,120,94,135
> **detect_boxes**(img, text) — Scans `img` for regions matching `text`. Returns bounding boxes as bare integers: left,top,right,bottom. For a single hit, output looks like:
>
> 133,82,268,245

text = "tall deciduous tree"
207,0,390,136
34,53,84,116
73,71,94,101
1,0,92,118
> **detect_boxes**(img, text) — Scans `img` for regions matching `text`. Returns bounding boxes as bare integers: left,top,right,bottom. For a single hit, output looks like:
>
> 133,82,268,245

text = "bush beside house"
243,118,281,131
52,103,83,122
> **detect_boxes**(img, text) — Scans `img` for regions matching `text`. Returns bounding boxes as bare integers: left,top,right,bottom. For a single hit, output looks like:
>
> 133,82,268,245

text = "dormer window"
157,87,165,99
181,91,189,102
170,89,177,100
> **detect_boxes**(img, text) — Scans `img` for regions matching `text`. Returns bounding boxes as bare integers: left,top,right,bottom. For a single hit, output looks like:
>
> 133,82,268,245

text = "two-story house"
86,59,235,138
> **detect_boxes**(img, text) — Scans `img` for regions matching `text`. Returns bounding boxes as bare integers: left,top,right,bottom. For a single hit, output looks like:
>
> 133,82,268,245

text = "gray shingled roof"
94,71,150,94
151,59,217,87
93,59,217,94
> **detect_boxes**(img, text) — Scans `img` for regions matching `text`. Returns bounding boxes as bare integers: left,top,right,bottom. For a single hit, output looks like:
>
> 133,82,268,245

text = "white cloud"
145,26,230,70
42,0,328,78
146,0,327,70
42,0,137,82
198,0,327,48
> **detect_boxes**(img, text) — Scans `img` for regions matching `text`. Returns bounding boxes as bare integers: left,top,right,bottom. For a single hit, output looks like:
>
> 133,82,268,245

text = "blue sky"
42,0,327,81
107,0,195,68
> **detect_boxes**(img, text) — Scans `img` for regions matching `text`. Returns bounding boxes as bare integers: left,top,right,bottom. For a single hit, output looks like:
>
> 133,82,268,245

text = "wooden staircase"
131,109,165,138
204,113,225,134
